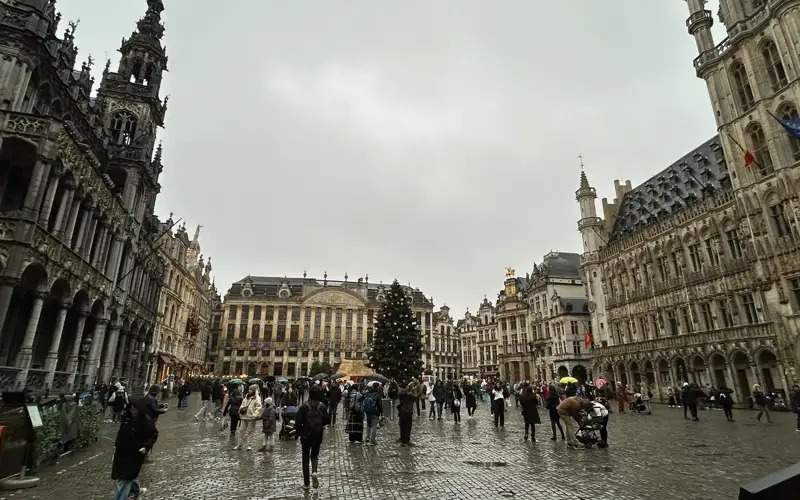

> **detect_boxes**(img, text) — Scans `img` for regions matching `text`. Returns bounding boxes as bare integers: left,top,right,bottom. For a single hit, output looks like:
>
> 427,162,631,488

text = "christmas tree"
368,280,423,384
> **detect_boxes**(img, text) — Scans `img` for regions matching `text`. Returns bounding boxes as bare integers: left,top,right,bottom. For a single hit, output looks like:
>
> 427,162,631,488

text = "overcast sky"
57,0,723,318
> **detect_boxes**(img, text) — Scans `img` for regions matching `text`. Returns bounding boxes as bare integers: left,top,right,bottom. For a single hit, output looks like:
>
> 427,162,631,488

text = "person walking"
415,380,426,418
753,384,772,423
519,384,540,441
234,384,263,450
667,387,677,408
295,386,330,491
177,380,190,409
616,383,627,414
258,397,278,452
328,382,342,426
719,390,734,422
790,384,800,431
682,383,700,421
492,383,505,428
464,383,477,418
587,395,610,448
545,385,565,441
397,381,417,446
111,397,157,500
387,381,399,421
557,394,591,449
426,382,437,420
223,386,244,438
194,382,212,422
109,382,129,423
449,383,463,423
363,383,383,445
212,380,225,418
346,386,364,443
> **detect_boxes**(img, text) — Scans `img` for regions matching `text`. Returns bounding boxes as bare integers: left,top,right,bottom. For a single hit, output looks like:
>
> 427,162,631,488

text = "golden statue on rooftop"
505,267,515,278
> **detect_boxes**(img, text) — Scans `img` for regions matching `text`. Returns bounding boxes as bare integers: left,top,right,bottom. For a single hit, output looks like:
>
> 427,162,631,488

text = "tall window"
658,256,669,281
747,123,774,175
681,307,694,334
741,293,758,324
700,302,714,331
780,104,800,161
726,228,743,259
688,243,703,272
226,324,235,340
790,278,800,309
110,111,138,145
228,305,237,321
769,202,792,238
731,62,755,110
252,324,260,340
761,40,788,90
705,237,720,267
667,310,678,336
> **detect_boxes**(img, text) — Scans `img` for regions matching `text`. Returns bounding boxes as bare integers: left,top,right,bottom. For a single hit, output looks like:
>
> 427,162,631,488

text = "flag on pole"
777,115,800,139
584,331,593,350
743,150,755,167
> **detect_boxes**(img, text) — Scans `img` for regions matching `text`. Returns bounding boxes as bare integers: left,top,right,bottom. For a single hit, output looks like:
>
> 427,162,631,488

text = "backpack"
350,393,363,413
364,394,379,415
502,387,510,398
303,401,329,435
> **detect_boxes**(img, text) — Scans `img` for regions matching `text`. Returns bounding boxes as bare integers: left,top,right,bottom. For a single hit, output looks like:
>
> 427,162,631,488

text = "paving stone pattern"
4,396,800,500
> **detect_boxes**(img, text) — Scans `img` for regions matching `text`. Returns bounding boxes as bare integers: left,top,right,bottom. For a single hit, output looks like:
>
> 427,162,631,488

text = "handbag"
453,399,461,408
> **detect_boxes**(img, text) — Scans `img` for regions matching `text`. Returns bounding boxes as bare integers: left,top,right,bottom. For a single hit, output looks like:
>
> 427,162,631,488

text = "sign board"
25,405,43,428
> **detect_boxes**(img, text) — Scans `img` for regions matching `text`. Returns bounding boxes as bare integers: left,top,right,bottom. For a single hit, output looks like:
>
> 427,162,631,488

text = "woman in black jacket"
545,385,565,441
519,385,541,441
463,383,477,417
223,388,244,436
112,397,158,499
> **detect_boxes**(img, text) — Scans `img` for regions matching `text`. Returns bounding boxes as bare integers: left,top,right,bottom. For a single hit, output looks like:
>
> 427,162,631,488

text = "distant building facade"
215,275,433,378
429,305,459,380
457,297,498,379
150,222,214,383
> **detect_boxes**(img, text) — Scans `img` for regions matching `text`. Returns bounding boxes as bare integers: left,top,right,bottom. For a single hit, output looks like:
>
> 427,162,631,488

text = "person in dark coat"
519,385,541,441
328,383,342,425
397,381,417,446
433,380,447,420
258,396,279,451
177,381,190,409
463,383,477,417
112,397,158,499
682,382,700,421
718,389,734,422
448,383,463,423
223,387,244,436
545,385,565,440
346,386,364,442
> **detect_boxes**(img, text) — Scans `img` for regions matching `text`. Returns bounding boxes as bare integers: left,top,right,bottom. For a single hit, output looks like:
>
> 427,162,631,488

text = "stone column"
37,175,60,227
100,321,121,383
66,310,89,375
85,317,108,386
90,224,107,267
43,302,70,388
13,290,47,369
0,277,18,357
22,160,50,216
106,236,123,281
51,186,74,237
72,207,91,253
81,212,98,261
63,198,82,244
113,330,128,378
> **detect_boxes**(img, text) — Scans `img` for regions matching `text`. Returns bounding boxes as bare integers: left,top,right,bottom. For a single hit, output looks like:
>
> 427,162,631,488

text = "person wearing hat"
234,384,263,450
258,396,278,451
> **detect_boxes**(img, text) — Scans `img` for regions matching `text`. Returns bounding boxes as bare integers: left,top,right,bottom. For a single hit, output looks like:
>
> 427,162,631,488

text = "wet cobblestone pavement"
4,397,800,500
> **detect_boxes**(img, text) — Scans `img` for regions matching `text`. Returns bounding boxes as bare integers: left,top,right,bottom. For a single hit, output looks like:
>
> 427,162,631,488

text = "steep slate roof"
609,136,730,241
227,276,433,307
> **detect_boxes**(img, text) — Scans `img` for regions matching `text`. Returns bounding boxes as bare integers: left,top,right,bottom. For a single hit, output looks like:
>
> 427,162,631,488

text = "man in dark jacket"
397,381,417,446
682,382,700,421
328,383,342,425
194,382,212,421
433,381,447,420
112,397,157,499
295,386,330,491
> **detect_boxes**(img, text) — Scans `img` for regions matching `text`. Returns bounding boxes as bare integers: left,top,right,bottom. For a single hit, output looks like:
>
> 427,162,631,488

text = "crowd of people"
98,374,800,498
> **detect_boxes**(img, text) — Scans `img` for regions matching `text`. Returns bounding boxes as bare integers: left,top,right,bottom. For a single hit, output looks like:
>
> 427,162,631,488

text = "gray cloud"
57,0,721,315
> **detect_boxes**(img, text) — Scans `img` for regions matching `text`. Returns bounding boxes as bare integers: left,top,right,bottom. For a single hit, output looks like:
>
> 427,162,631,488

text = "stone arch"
708,352,729,389
672,355,688,384
557,365,569,378
0,263,48,366
616,361,628,385
755,348,779,393
629,360,641,385
656,357,671,386
30,278,72,369
56,289,91,371
643,359,655,386
689,353,708,386
0,136,38,214
730,350,753,402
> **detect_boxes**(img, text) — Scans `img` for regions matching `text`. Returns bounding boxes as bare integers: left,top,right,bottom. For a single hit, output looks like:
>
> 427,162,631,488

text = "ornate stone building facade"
150,222,213,384
456,297,498,379
495,270,531,382
213,275,434,378
577,0,800,402
0,0,169,393
429,305,459,380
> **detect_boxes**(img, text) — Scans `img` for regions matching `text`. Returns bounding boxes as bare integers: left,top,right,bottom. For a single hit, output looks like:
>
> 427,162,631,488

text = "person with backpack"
363,383,383,445
346,386,365,442
223,387,244,438
295,385,330,491
328,382,342,426
433,380,447,420
109,382,129,423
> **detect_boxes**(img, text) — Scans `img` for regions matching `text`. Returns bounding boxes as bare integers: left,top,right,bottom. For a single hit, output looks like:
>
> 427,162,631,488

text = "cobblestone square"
4,397,800,500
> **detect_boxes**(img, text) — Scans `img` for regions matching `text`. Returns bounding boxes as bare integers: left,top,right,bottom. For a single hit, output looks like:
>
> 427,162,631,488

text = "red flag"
584,331,593,350
744,150,755,167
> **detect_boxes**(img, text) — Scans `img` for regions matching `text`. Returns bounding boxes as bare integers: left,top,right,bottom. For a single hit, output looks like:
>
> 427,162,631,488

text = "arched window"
761,40,787,91
779,104,800,161
730,62,755,111
747,122,773,175
110,111,138,145
32,84,51,115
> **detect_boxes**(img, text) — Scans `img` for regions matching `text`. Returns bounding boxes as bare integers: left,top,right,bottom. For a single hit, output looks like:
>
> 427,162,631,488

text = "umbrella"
248,378,262,386
559,376,579,385
296,376,311,382
364,373,390,384
276,376,289,384
312,373,329,381
264,376,276,383
329,372,345,380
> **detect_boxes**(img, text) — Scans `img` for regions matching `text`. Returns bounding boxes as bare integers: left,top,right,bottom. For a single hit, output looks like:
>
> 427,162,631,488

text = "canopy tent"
336,358,374,382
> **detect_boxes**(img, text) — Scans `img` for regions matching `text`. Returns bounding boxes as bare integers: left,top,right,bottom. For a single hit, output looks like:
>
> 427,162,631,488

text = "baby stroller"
279,405,298,440
575,411,604,448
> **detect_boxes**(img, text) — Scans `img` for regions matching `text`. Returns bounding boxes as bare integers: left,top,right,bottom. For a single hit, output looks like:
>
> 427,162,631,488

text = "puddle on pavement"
464,460,508,467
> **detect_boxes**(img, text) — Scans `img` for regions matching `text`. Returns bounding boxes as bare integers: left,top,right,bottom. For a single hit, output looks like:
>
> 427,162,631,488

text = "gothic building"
577,0,800,403
430,305,459,380
150,221,214,384
0,0,169,393
456,297,498,379
213,275,434,378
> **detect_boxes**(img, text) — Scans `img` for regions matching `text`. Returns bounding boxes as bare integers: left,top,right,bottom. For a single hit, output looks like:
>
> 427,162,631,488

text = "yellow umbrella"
559,376,578,384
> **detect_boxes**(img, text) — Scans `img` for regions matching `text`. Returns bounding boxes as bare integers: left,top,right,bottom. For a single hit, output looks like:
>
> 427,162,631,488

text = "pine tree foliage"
368,280,423,383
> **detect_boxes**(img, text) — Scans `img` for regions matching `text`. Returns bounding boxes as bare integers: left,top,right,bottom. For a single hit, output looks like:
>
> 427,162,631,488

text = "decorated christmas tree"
368,280,423,383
